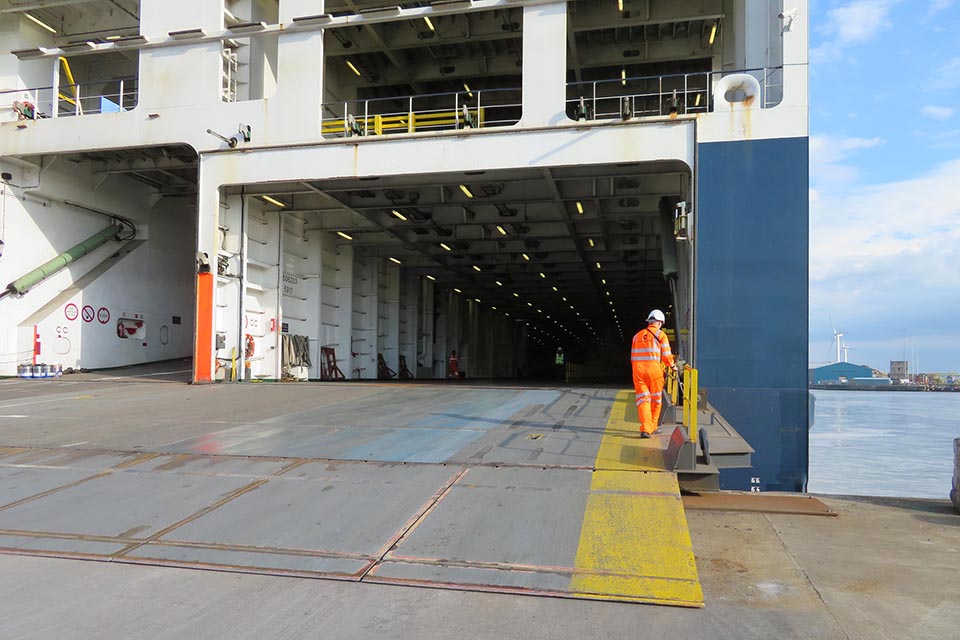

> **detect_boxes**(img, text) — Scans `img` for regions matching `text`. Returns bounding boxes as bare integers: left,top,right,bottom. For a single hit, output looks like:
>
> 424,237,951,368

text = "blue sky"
808,0,960,372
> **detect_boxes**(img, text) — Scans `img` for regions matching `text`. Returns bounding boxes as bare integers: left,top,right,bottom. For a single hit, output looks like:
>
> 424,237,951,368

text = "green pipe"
5,224,122,296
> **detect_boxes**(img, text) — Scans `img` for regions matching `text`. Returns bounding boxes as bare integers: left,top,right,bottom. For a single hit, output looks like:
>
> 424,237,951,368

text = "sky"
808,0,960,372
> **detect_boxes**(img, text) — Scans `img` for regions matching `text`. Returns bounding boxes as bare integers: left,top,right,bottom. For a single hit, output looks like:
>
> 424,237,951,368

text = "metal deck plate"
0,385,703,607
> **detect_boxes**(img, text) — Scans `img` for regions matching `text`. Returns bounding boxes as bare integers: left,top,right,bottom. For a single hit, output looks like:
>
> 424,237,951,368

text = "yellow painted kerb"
569,389,704,607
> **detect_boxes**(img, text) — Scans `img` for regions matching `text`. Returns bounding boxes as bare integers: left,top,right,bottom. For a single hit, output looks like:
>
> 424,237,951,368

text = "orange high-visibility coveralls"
631,325,675,435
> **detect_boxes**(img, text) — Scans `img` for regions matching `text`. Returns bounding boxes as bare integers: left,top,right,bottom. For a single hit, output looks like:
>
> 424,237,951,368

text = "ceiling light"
391,209,407,221
454,288,462,293
472,265,482,272
389,257,402,265
539,272,546,279
537,309,543,313
426,275,436,281
527,302,533,307
552,286,558,292
25,13,57,34
576,201,584,215
496,224,507,236
440,242,452,251
336,231,353,240
621,69,626,86
596,262,602,270
601,278,606,285
709,22,718,46
423,16,435,31
588,238,595,247
261,195,287,208
617,0,623,11
459,184,473,198
474,298,481,303
463,82,473,98
492,306,497,310
695,93,702,107
496,280,503,286
522,253,530,261
346,60,362,77
513,293,520,298
562,297,567,301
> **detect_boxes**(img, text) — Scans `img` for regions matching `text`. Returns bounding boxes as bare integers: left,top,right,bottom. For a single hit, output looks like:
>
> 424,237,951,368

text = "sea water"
809,390,960,499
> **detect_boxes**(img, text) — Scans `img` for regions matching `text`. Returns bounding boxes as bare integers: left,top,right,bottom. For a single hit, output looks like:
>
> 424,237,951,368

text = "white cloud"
921,105,955,120
926,0,954,18
810,159,960,370
812,0,901,64
933,56,960,89
809,134,884,187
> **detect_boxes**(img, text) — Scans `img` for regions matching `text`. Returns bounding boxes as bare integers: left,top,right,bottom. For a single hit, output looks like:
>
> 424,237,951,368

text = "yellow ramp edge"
570,390,704,607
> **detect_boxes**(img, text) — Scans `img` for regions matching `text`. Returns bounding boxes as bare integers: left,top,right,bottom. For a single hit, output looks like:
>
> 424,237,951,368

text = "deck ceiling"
241,162,688,345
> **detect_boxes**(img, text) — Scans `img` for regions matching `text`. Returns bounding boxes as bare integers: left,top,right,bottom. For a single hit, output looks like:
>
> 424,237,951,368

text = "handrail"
1,79,138,120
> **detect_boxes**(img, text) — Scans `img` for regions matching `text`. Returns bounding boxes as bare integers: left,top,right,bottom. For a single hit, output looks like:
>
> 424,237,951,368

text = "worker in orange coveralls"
631,309,678,438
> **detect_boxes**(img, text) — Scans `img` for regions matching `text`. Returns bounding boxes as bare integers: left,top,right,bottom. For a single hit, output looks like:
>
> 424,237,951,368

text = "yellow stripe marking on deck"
569,389,703,607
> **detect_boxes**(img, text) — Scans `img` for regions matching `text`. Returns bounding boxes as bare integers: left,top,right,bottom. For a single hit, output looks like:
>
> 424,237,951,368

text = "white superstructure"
0,0,807,389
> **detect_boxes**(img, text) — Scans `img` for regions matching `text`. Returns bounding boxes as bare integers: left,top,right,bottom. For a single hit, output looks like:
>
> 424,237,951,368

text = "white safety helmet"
646,309,666,323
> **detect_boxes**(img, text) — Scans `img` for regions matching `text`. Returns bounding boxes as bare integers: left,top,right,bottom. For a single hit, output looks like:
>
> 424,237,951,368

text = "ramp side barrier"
666,365,698,444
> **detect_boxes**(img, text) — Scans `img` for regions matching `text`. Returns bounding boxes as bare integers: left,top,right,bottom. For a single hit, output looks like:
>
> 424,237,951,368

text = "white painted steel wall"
0,160,195,375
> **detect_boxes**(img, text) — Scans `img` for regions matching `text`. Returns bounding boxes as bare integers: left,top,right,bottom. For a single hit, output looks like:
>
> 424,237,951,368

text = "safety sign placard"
97,307,111,324
81,305,95,323
64,303,79,321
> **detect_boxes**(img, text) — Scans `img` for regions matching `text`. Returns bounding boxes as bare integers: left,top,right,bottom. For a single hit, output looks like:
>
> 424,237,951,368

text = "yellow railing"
321,108,485,136
667,364,699,445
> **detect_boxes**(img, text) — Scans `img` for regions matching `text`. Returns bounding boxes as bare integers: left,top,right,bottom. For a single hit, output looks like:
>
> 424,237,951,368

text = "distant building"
809,362,874,385
890,361,909,380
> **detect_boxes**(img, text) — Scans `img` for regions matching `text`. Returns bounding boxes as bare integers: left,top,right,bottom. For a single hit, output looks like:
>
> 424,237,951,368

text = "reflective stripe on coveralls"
631,326,675,435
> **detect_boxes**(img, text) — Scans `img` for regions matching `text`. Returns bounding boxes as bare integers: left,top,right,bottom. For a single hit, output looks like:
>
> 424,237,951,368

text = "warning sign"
64,303,79,321
97,307,111,324
81,305,95,323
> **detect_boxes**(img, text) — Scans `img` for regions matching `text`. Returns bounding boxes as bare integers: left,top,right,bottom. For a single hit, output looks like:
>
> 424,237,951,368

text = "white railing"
565,67,783,122
1,79,137,121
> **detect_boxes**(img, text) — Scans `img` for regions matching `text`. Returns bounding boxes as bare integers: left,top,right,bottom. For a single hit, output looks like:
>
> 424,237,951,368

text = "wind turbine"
829,319,845,363
841,343,853,363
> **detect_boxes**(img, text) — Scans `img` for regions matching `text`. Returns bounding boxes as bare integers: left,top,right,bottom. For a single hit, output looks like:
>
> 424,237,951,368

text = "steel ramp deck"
0,385,702,607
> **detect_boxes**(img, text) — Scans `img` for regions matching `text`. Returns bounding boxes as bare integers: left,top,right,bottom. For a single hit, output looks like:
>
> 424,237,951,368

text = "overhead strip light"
389,257,402,265
25,13,58,34
513,293,520,298
596,262,602,270
617,0,623,12
336,231,353,240
576,201,584,215
539,272,546,279
588,238,595,247
552,286,558,292
391,209,408,221
463,82,473,98
472,265,482,272
459,184,474,198
440,242,452,251
495,224,507,236
522,253,530,261
621,69,626,86
709,22,718,46
454,288,462,293
261,195,287,208
423,16,435,31
346,60,362,77
426,275,436,281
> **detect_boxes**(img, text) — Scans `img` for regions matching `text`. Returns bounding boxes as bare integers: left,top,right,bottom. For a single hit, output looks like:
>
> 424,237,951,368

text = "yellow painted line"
593,390,666,471
569,389,703,607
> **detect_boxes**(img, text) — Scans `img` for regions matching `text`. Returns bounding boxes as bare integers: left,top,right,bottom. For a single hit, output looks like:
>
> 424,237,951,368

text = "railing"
320,87,521,138
667,363,699,444
566,66,783,122
1,79,137,121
